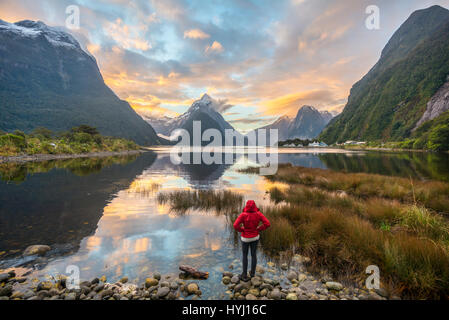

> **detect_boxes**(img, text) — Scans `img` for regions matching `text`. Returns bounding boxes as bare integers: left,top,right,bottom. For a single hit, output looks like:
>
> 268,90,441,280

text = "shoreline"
0,149,147,164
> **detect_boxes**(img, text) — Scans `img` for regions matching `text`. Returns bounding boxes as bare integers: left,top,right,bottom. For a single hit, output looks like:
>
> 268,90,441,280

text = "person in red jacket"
233,200,270,281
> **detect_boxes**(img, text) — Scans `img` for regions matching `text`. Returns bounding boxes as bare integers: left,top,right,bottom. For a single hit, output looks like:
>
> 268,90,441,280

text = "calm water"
1,148,449,298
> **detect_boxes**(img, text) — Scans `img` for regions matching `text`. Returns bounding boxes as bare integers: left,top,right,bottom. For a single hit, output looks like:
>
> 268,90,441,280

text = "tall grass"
241,164,449,213
244,167,449,298
157,190,244,214
261,203,449,298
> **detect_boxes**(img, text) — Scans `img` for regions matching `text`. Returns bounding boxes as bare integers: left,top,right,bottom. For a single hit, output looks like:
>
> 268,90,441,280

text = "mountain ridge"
320,5,449,144
251,105,333,144
0,19,163,146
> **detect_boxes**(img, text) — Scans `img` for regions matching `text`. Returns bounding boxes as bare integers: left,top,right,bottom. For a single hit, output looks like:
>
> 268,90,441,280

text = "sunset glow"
2,0,449,131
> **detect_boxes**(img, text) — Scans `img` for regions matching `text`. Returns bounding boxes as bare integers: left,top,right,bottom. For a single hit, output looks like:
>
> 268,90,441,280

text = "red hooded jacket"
233,200,271,238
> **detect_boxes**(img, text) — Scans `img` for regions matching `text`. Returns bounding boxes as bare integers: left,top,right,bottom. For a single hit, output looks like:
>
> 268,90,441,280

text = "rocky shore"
0,270,204,300
0,246,400,301
221,254,398,301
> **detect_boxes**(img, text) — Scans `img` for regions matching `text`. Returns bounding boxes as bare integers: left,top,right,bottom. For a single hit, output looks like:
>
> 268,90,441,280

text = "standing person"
233,200,270,281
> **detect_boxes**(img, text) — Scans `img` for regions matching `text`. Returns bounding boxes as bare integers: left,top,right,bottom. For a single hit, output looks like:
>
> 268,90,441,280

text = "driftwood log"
179,265,209,279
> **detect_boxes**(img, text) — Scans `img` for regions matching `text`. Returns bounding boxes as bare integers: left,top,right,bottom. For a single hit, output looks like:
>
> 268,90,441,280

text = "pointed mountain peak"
200,93,212,102
297,105,318,115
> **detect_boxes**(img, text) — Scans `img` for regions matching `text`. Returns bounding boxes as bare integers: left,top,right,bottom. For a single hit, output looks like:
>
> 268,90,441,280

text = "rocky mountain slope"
145,94,242,145
320,5,449,144
0,20,162,146
251,106,333,145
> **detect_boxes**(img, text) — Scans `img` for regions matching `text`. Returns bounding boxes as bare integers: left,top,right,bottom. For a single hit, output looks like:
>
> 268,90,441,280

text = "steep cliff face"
0,20,162,146
288,106,332,140
320,5,449,144
415,77,449,129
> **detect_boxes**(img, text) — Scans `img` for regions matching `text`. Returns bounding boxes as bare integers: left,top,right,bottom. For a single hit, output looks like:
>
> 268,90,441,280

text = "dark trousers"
242,240,258,276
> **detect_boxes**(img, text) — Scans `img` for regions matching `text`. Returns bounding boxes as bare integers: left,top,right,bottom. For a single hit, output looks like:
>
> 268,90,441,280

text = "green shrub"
0,134,26,149
32,127,53,139
71,125,99,136
427,124,449,152
73,132,93,144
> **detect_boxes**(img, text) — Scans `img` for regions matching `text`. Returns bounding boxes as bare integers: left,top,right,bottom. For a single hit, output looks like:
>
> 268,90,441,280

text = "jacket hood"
243,200,258,213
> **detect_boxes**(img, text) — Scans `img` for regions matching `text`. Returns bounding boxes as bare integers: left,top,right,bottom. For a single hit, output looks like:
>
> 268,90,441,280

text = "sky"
1,0,449,132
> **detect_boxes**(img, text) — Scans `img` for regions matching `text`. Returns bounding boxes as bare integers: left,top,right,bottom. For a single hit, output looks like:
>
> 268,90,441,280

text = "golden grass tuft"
157,189,244,214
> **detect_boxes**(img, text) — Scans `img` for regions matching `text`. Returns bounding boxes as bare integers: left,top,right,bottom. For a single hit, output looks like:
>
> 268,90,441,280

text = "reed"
157,189,244,214
241,164,449,213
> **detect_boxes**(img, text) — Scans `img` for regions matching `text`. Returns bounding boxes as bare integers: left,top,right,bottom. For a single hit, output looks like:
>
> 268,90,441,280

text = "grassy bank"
0,125,139,157
241,164,449,299
155,165,449,298
242,164,449,213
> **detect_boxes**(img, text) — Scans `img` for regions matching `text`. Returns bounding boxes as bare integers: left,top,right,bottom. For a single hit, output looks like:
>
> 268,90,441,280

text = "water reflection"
319,151,449,181
1,149,449,298
0,153,156,258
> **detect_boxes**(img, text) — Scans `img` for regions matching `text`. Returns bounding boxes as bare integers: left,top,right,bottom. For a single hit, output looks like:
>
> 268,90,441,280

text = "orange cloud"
104,18,151,51
205,41,224,54
184,29,210,39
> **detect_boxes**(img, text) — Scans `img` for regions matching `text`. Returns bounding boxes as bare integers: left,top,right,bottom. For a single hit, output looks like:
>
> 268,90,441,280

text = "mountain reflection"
0,153,157,258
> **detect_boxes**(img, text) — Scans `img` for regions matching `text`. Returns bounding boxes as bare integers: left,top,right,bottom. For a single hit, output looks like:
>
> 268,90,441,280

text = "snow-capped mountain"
145,94,240,145
0,19,162,145
250,105,334,144
0,19,93,59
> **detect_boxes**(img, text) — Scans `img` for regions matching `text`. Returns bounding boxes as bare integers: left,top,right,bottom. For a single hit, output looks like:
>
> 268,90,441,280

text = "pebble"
325,282,343,291
187,283,199,295
23,245,51,257
157,287,170,298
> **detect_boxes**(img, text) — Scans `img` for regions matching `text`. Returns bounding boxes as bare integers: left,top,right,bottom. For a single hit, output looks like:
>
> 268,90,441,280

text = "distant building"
344,141,366,146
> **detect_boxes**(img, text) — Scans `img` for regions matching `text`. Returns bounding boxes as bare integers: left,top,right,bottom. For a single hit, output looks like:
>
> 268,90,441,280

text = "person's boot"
249,271,255,278
240,273,250,282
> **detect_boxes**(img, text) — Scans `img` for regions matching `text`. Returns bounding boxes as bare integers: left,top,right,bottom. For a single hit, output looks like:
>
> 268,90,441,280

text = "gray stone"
93,283,105,292
260,283,273,291
156,287,170,298
231,275,240,284
23,245,51,256
0,273,10,283
270,288,281,300
170,282,178,290
250,277,262,287
153,272,161,280
100,289,114,299
287,271,298,282
325,282,343,291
